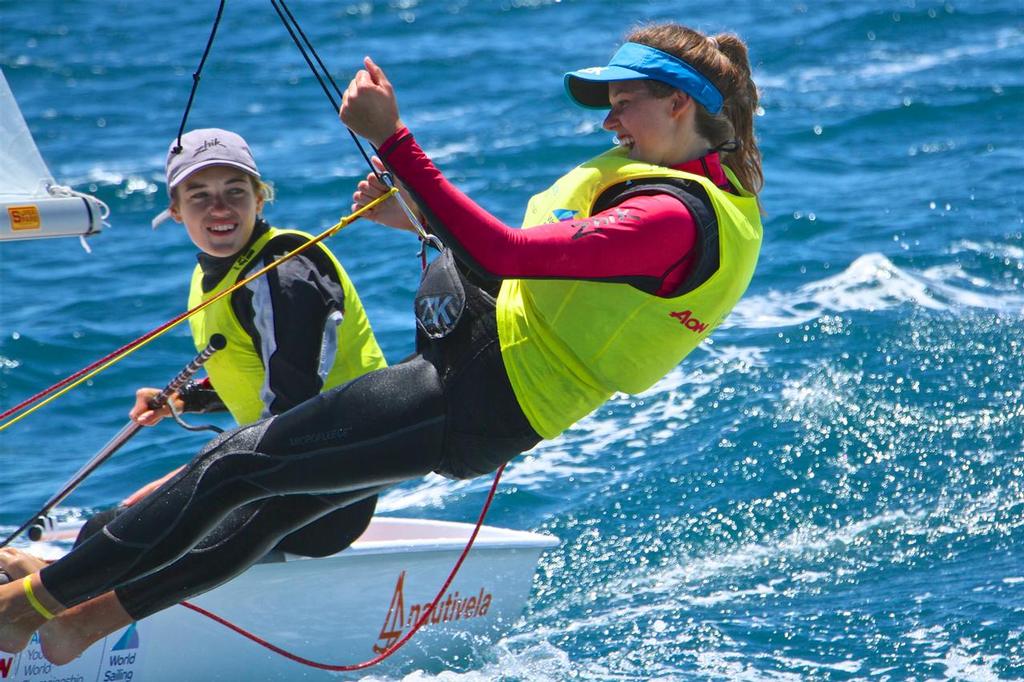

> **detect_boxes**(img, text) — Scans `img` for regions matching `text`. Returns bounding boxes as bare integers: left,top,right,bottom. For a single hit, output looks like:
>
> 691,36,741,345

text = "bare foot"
0,548,48,581
0,578,49,654
39,592,132,665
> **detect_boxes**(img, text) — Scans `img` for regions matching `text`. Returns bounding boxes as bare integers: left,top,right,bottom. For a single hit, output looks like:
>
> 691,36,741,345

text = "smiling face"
170,165,264,257
602,81,696,167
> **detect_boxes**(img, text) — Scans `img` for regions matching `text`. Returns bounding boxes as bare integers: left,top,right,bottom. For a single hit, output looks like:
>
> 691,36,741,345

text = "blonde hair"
626,23,764,208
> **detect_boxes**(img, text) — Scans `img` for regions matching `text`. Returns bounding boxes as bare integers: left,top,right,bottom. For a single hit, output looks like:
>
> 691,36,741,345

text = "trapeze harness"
39,135,761,621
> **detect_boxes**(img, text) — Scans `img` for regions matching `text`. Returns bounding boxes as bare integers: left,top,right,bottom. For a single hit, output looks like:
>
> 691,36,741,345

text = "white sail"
0,67,106,242
0,69,55,198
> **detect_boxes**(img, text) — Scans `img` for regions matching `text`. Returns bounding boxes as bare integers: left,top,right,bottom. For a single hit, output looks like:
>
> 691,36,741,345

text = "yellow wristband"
22,577,55,620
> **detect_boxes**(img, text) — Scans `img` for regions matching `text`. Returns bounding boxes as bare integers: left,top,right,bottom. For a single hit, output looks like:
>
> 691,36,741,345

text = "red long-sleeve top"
379,127,733,297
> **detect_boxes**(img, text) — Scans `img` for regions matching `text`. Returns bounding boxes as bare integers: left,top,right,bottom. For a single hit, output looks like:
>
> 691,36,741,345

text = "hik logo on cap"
192,137,228,157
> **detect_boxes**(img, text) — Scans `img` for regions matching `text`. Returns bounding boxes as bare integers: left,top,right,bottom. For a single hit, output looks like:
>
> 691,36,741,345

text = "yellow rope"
0,189,397,434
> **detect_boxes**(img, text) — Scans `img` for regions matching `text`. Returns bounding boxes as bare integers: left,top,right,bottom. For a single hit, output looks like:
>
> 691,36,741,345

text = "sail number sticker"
8,205,41,231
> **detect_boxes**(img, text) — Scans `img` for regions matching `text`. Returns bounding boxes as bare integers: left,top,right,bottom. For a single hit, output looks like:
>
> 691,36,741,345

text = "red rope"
180,464,506,672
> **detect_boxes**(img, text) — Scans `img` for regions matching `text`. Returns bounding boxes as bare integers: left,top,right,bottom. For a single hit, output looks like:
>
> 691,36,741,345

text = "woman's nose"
209,194,229,213
602,109,618,131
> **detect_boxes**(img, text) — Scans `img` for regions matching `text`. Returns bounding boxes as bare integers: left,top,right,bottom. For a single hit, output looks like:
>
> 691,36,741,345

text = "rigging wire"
171,0,227,154
268,0,377,176
269,0,432,243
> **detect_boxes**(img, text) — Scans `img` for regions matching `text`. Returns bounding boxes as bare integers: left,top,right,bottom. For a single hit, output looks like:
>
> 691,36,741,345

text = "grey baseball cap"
165,128,260,192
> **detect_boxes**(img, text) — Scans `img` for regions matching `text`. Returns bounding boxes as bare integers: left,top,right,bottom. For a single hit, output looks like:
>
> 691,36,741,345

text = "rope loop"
181,464,507,671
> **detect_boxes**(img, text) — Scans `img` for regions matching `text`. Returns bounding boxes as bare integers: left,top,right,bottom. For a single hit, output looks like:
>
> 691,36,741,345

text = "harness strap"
592,178,720,297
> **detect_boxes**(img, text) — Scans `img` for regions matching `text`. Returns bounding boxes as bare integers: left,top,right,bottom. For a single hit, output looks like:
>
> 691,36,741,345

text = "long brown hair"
626,23,763,206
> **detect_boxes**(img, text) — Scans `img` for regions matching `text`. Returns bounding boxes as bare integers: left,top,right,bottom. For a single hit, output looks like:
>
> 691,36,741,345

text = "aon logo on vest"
669,309,708,334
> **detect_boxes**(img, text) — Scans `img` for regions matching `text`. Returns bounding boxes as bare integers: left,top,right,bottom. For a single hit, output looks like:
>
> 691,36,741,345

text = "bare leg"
0,573,63,654
38,592,131,665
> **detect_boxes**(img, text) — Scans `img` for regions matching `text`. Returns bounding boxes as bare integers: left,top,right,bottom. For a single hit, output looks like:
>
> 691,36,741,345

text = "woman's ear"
169,204,183,223
671,91,692,117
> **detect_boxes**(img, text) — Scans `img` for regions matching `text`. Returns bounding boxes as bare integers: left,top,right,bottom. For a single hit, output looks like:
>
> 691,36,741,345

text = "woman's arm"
338,59,697,295
379,129,698,294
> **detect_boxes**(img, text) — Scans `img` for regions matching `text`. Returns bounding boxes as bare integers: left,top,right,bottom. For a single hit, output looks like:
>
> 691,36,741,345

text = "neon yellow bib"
497,148,762,438
188,227,386,424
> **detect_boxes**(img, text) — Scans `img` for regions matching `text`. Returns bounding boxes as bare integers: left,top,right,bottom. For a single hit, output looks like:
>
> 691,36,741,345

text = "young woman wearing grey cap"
1,23,763,663
121,127,388,553
131,128,389,543
0,128,388,631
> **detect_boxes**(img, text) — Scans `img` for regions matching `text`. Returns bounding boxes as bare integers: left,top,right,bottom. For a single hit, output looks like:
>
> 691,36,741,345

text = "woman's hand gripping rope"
341,57,403,146
342,57,431,241
352,156,422,234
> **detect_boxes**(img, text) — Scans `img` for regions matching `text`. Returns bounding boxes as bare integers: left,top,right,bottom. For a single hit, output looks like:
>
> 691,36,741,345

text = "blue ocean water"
2,0,1023,679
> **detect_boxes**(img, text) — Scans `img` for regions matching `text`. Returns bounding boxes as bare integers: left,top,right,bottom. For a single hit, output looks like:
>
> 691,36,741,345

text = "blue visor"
564,42,723,114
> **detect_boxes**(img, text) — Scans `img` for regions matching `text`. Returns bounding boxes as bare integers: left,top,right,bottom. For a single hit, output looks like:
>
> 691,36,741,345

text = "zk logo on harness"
416,294,459,336
669,309,708,334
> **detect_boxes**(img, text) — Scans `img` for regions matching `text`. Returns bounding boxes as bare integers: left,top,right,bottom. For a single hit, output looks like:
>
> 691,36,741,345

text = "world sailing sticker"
7,624,142,682
8,205,41,231
101,623,141,681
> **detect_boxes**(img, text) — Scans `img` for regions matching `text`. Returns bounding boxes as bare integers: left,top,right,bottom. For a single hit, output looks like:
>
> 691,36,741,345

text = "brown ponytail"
625,24,764,210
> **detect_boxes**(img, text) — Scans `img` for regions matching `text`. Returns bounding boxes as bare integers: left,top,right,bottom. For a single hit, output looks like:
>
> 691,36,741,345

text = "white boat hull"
2,517,557,680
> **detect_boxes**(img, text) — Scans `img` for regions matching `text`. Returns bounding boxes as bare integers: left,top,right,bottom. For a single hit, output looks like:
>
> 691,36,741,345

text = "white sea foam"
377,473,472,512
564,508,933,623
951,239,1024,262
358,639,574,682
926,638,1005,682
729,252,1024,329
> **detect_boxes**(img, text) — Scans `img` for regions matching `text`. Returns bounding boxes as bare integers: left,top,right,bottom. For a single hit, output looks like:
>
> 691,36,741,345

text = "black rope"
270,0,382,182
165,0,401,211
171,0,228,155
278,0,347,102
